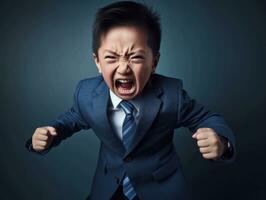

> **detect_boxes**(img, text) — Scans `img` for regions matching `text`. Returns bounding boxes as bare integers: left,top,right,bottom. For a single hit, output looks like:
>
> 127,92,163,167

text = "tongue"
120,82,132,89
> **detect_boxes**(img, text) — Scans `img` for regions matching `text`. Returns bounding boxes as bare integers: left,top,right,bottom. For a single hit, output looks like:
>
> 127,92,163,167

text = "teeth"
117,79,132,83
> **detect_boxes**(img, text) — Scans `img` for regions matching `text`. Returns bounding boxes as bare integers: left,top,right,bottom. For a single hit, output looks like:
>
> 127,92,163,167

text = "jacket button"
124,156,133,162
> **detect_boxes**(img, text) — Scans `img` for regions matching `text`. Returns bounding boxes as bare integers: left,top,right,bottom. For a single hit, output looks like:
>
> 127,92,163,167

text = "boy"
25,1,235,200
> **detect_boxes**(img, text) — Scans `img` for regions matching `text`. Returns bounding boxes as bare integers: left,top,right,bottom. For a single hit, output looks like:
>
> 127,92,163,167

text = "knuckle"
201,128,208,132
37,141,44,146
197,128,204,133
37,146,44,150
46,126,53,130
42,141,47,146
208,154,214,159
197,141,201,146
33,144,43,151
35,141,41,146
202,154,208,159
36,127,42,133
201,128,207,132
32,138,37,145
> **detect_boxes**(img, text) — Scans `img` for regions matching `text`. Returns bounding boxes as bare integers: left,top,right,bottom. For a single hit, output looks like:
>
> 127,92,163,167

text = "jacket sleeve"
25,80,90,155
176,80,236,162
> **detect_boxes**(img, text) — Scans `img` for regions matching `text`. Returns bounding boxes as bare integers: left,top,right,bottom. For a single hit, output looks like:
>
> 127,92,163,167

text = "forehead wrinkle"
103,47,146,57
122,47,130,57
121,43,138,56
105,41,143,56
129,43,135,52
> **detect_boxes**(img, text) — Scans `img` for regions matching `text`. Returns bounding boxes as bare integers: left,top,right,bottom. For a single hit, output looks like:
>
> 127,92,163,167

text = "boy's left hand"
192,128,225,160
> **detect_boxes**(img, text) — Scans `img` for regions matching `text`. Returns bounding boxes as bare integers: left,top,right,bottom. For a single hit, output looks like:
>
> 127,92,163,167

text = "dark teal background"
1,0,266,199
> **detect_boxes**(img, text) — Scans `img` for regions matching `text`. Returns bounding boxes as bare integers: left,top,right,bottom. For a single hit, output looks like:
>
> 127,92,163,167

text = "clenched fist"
32,126,57,152
192,128,226,160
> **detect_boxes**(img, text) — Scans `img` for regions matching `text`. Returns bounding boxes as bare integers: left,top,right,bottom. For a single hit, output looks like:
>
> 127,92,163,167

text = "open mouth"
115,78,136,96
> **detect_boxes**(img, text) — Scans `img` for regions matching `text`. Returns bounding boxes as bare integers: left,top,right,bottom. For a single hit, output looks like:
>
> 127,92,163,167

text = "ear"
93,53,101,73
152,52,160,73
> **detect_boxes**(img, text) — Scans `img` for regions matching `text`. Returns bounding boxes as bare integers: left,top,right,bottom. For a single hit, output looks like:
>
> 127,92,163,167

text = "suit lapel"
91,76,163,157
91,78,126,155
125,80,163,157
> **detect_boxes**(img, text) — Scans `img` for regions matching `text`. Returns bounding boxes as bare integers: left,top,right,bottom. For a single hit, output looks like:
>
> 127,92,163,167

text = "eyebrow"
103,49,146,56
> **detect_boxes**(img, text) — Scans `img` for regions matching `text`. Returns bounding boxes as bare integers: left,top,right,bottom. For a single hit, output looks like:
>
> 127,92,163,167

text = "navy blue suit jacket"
25,74,235,200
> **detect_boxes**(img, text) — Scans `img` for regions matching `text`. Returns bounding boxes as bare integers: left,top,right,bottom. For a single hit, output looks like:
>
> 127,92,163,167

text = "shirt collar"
109,89,123,109
109,89,139,112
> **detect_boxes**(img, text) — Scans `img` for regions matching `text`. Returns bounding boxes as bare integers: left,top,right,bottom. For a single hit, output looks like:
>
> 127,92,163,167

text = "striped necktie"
119,100,137,200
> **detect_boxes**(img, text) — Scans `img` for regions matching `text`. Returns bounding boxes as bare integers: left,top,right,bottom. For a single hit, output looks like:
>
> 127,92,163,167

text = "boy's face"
93,26,159,100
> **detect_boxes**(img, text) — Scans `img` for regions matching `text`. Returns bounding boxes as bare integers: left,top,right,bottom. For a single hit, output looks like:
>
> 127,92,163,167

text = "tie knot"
119,100,135,115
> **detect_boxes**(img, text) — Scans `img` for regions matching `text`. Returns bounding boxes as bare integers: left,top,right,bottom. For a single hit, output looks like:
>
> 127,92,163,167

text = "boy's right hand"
32,126,57,152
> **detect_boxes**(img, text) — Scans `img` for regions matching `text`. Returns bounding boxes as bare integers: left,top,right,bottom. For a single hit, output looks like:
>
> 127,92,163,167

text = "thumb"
49,131,57,136
192,132,198,139
46,127,57,136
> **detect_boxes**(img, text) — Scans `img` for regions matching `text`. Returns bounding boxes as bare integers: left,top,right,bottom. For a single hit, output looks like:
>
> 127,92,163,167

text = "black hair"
92,1,161,57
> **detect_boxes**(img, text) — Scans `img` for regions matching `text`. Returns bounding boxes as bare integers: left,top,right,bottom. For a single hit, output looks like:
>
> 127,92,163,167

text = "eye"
132,55,144,59
104,55,116,59
131,55,145,61
104,55,117,63
130,56,145,63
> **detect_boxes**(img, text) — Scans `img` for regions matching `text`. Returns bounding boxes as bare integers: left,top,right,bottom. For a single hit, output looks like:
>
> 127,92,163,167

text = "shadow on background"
1,0,265,199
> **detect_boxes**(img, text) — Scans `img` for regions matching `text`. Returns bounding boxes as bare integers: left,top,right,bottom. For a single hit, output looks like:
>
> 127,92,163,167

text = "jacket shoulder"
76,75,104,91
151,73,183,89
78,75,103,86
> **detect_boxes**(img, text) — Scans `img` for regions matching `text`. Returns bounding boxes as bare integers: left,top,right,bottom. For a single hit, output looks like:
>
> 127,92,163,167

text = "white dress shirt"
108,89,140,140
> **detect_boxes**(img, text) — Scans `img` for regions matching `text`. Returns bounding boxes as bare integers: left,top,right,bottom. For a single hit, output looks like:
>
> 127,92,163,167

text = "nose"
116,60,132,75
